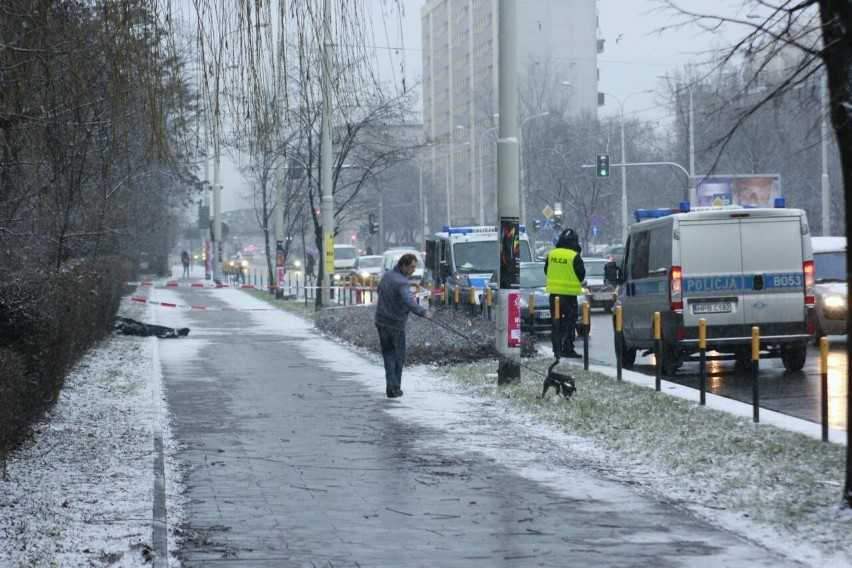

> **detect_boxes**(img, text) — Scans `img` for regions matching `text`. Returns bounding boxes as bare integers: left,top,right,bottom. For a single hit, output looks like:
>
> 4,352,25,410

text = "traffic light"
368,213,379,235
596,154,610,177
533,219,541,232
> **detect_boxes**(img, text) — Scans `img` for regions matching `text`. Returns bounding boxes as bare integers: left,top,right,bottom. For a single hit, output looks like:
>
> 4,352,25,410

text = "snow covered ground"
0,285,850,567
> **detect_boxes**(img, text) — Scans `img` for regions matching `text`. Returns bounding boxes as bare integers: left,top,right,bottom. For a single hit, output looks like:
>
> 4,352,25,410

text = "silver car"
582,257,616,312
811,236,847,341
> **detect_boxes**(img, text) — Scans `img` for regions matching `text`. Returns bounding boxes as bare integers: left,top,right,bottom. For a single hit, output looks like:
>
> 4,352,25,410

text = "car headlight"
241,261,248,268
333,273,341,281
582,286,591,295
518,297,529,309
454,273,471,287
824,294,846,309
294,260,301,268
360,270,369,279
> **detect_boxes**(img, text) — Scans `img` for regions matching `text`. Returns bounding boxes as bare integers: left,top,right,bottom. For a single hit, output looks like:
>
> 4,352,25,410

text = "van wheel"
734,350,751,371
660,343,682,376
781,343,807,372
614,332,636,368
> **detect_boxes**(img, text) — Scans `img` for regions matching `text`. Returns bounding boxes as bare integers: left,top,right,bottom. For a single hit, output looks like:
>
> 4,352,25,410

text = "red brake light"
669,265,683,311
803,260,815,305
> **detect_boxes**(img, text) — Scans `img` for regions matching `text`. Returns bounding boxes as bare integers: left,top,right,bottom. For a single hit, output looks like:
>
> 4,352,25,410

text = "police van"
604,203,815,374
425,225,533,304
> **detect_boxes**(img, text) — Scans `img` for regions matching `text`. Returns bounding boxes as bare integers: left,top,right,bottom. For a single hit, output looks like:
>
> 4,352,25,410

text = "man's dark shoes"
386,387,404,398
386,388,396,398
563,350,582,359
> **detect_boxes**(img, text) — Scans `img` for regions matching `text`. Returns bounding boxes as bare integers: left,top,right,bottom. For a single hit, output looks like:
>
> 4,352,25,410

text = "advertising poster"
695,175,781,208
507,291,521,347
499,217,520,289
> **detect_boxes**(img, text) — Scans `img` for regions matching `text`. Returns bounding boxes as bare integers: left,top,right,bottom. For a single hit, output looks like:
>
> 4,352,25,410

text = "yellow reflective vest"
546,248,582,295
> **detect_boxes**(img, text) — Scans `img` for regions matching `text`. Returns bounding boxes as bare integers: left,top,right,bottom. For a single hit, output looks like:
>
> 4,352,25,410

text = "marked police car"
425,225,533,305
605,202,815,374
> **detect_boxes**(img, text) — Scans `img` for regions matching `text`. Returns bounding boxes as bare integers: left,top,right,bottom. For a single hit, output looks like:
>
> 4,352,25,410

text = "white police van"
604,202,815,374
425,225,533,305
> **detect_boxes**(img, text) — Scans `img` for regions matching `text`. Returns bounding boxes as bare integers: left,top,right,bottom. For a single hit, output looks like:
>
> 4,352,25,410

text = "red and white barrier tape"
130,297,277,311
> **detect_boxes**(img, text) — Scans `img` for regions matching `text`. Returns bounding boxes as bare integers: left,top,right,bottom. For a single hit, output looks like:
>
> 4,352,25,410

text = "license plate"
593,293,611,301
692,302,733,314
537,310,551,319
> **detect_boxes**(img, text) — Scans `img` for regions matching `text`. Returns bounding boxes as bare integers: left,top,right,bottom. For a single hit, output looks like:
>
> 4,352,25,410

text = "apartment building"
421,0,600,227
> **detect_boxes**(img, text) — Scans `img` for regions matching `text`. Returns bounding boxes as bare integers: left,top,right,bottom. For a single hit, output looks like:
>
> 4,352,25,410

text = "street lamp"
478,126,498,225
659,75,697,199
520,111,550,228
563,82,651,243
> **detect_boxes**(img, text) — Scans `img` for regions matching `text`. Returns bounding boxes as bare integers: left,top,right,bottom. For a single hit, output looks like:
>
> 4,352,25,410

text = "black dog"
540,359,577,399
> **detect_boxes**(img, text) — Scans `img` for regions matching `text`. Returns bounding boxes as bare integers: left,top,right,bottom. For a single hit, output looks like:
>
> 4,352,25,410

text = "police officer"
544,228,585,359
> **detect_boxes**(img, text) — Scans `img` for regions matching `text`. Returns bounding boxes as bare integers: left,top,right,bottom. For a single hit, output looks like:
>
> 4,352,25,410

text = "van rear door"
679,218,747,337
738,215,806,336
680,213,806,342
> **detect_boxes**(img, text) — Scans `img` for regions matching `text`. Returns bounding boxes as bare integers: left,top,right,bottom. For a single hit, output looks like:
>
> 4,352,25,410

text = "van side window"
630,232,650,279
648,227,672,273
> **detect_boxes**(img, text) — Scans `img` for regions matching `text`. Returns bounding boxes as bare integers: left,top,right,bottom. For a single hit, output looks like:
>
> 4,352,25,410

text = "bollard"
582,301,590,371
698,319,707,405
615,306,622,381
653,312,661,391
454,285,460,311
486,286,492,320
469,287,476,315
820,337,829,442
751,327,760,423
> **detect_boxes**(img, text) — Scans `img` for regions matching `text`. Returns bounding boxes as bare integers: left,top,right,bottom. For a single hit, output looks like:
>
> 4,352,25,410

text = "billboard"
694,175,781,208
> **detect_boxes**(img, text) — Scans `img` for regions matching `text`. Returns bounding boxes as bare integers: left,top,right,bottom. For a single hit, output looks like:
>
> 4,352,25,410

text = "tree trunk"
818,0,852,507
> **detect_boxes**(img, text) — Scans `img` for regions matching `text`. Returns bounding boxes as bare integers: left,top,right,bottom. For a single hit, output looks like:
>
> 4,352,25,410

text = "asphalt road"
556,311,849,431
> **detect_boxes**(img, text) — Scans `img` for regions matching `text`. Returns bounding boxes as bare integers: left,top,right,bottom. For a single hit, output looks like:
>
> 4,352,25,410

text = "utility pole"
320,0,334,305
495,0,521,385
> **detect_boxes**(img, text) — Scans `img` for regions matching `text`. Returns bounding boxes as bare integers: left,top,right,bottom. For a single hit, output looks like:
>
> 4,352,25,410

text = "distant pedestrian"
544,229,585,359
181,250,191,278
374,253,433,398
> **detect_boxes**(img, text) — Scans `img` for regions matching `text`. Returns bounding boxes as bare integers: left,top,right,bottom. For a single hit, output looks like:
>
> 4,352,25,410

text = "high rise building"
421,0,600,227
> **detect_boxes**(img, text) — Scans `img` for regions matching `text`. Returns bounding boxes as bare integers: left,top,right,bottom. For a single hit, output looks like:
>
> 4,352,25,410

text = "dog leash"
428,314,558,380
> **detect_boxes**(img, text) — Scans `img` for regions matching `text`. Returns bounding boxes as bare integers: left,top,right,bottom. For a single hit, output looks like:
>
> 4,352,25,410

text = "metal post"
688,85,696,204
320,0,334,305
619,110,627,243
821,73,831,235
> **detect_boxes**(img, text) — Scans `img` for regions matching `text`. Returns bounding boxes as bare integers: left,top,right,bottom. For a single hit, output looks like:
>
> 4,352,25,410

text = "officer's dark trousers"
549,294,578,357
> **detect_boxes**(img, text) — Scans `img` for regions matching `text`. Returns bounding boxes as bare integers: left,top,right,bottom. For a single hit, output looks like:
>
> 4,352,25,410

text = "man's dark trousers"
377,325,406,389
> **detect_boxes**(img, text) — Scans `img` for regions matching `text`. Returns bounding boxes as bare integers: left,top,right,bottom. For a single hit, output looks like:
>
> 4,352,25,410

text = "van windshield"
334,247,357,260
453,240,532,272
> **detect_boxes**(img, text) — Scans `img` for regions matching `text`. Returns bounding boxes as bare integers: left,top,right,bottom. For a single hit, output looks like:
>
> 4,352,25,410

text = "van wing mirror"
604,261,622,285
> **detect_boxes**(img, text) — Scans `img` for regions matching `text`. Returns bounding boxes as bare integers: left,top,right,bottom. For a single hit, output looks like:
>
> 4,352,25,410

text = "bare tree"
662,0,852,507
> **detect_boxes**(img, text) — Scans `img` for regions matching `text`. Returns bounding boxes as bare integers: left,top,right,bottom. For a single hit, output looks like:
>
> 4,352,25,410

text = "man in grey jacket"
375,253,433,398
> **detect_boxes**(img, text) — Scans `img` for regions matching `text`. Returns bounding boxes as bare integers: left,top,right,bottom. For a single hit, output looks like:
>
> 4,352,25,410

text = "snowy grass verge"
440,358,852,565
0,293,183,567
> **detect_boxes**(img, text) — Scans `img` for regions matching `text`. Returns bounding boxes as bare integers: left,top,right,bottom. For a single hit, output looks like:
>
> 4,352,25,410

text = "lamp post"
478,126,498,225
519,111,549,228
433,141,469,227
820,73,831,235
406,156,426,248
659,75,697,202
562,82,650,243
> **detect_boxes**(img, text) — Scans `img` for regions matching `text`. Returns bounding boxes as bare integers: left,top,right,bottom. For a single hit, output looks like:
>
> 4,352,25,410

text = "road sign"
590,226,601,237
542,205,553,218
589,213,601,226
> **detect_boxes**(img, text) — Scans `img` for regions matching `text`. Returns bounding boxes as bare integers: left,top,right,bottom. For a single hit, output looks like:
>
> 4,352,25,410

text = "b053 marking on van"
683,272,803,294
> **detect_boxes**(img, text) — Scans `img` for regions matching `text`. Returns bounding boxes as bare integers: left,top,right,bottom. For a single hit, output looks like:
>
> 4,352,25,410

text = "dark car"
582,257,616,312
485,261,589,336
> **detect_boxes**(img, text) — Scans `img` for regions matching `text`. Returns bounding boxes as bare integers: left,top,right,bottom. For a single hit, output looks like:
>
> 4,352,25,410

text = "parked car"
811,236,847,341
582,257,616,312
605,243,625,267
485,261,589,336
349,254,383,284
